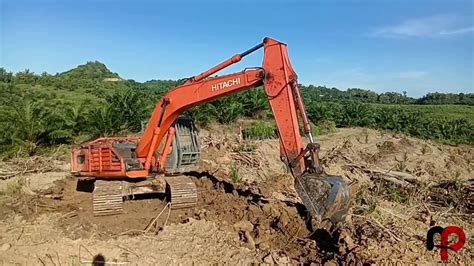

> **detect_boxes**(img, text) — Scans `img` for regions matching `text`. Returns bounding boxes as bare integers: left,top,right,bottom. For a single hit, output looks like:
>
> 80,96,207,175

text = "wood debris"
0,156,59,180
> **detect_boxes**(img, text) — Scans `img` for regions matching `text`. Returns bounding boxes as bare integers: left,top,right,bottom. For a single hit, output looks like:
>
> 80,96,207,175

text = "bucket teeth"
165,176,198,209
93,180,124,216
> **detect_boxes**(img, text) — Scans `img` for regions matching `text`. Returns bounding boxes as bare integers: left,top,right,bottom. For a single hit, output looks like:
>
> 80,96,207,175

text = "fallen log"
342,164,418,186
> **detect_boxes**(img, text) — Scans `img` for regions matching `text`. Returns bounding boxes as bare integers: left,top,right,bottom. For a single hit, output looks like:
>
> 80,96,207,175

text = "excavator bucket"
295,173,351,225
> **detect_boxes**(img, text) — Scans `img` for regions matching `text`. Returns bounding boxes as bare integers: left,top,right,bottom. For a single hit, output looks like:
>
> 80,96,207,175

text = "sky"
1,0,473,97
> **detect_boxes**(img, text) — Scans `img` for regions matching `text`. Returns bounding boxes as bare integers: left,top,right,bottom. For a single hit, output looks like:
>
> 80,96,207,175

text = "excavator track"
165,176,198,209
91,177,197,216
93,180,124,216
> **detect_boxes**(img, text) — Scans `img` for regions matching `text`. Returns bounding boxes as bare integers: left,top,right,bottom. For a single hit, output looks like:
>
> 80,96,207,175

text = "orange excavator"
71,37,350,223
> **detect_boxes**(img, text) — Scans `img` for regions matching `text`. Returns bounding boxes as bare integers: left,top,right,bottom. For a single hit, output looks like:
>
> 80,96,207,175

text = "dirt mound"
0,174,366,264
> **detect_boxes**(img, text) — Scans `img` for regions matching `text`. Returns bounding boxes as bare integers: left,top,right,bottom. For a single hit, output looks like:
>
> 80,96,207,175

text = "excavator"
71,37,350,224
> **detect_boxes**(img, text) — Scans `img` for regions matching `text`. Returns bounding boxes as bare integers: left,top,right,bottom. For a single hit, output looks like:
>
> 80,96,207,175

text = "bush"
311,120,337,136
213,95,244,124
87,89,148,137
243,121,278,140
185,104,217,126
0,99,75,155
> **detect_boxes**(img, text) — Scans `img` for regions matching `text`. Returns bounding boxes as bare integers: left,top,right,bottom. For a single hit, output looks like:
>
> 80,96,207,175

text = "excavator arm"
135,37,321,177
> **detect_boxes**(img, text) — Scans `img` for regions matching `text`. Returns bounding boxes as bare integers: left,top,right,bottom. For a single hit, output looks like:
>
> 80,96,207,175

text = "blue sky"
1,0,473,97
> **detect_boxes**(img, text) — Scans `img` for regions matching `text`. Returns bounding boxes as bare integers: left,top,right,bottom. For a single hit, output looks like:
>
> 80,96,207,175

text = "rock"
323,260,338,266
244,231,255,250
185,217,197,224
276,256,290,264
262,204,272,215
0,243,11,251
340,230,356,250
13,215,23,223
278,212,290,227
258,241,270,251
263,253,275,264
196,209,207,220
233,220,253,232
232,189,239,197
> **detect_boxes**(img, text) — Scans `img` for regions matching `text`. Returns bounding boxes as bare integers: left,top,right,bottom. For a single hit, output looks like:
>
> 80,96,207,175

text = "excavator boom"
71,37,350,223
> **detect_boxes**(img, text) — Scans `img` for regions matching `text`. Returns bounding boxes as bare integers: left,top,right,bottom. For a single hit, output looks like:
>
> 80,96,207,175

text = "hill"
59,61,120,80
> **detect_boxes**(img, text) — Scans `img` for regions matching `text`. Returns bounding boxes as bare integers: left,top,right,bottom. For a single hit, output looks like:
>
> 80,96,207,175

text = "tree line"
0,63,472,157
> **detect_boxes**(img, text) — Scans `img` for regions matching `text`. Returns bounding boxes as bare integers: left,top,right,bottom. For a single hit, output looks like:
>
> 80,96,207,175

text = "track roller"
165,176,198,209
93,180,124,216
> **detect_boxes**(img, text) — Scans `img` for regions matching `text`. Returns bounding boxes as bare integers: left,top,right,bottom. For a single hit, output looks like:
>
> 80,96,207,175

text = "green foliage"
86,89,149,137
0,62,472,159
417,92,474,105
311,120,337,136
230,161,239,183
0,98,75,155
304,96,473,144
185,104,217,126
0,178,25,196
0,68,14,83
239,88,270,118
59,61,120,80
236,144,257,152
243,121,278,140
386,184,405,203
354,184,379,215
213,95,244,124
86,105,123,137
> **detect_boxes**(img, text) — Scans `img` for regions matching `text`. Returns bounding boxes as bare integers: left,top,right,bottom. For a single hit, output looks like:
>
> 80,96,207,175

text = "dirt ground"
0,126,472,264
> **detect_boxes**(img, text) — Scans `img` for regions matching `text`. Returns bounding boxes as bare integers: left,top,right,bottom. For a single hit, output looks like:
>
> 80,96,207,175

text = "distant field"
371,104,474,124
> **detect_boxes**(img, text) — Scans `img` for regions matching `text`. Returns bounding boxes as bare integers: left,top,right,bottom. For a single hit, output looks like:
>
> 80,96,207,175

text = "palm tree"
1,100,73,154
240,88,268,118
87,105,121,137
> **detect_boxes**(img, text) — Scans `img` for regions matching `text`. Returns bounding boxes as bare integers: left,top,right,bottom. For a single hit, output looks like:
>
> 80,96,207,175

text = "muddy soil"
0,173,364,264
0,127,473,264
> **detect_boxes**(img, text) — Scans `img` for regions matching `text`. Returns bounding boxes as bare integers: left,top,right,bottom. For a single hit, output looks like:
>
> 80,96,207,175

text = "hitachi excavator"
71,37,350,224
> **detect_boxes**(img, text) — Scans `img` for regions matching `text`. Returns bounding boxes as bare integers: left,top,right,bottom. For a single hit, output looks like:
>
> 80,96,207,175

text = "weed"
395,152,408,172
237,144,257,153
0,178,25,196
311,120,336,136
230,161,239,183
386,184,403,203
421,144,429,155
242,122,277,140
453,174,464,190
357,129,369,143
354,185,379,215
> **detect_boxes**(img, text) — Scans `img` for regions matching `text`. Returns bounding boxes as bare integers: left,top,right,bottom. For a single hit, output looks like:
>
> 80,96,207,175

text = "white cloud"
373,14,473,38
439,27,474,35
